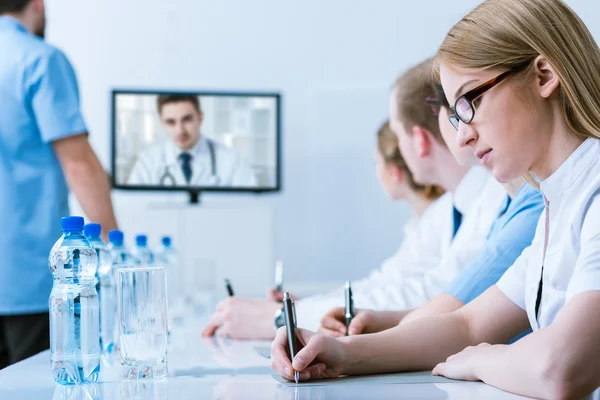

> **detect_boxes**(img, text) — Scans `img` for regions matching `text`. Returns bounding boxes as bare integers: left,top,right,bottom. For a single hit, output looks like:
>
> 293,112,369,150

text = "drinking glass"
116,266,168,379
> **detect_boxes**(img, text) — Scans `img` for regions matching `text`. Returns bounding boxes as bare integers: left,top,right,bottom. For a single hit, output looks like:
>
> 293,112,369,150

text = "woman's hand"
270,326,346,381
319,307,400,337
432,343,493,381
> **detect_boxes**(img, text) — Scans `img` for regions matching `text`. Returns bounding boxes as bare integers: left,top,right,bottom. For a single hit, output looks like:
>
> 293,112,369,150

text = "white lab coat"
496,138,600,400
295,167,506,330
127,136,258,187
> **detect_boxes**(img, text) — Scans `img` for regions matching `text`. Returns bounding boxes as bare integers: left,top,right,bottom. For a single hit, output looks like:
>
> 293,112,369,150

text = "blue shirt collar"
0,16,28,33
492,181,539,221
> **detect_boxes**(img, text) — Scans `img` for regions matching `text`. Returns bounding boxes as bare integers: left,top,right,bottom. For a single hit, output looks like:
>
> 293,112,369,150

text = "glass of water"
116,265,168,379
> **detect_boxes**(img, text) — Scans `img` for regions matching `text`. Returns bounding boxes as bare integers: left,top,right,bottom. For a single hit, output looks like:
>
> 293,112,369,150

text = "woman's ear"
532,55,560,99
388,165,404,183
412,125,433,158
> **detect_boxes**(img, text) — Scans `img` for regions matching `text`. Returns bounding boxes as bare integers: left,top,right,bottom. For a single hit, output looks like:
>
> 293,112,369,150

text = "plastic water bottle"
84,223,116,355
157,236,177,265
49,216,100,385
156,236,183,324
132,234,154,265
107,230,132,265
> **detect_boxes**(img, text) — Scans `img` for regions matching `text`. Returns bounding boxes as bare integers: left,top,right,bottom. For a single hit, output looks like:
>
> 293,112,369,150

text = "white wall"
45,0,600,296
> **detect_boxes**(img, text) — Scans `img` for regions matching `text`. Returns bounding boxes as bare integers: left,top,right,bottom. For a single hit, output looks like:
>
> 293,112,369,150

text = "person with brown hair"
128,94,257,187
271,1,600,398
375,120,444,209
201,118,456,340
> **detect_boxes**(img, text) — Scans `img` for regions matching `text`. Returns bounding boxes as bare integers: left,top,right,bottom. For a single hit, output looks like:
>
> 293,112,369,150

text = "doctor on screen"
127,95,258,187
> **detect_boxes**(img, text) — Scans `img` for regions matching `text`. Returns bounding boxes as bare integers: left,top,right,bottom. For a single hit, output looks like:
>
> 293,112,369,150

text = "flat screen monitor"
111,90,281,193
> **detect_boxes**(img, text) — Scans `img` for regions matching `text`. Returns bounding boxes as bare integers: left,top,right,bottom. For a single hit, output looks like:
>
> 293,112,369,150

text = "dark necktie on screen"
452,205,463,240
179,152,193,184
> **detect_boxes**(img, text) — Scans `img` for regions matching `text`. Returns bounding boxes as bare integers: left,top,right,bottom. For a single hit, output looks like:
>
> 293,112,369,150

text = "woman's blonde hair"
436,0,600,160
377,120,445,201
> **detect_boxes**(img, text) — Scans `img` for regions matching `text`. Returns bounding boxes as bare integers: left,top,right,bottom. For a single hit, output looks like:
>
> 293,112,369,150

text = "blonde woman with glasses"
270,0,600,398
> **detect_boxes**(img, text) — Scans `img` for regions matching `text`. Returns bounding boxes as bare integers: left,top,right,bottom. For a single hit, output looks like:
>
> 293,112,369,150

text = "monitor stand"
188,190,202,205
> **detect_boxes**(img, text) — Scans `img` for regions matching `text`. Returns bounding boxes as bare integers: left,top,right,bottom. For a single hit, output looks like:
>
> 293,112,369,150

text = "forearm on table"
372,309,413,332
339,311,474,376
400,294,465,326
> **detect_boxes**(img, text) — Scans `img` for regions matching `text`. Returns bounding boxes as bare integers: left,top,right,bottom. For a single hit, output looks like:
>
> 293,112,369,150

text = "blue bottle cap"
108,230,124,246
162,236,171,247
136,235,147,247
61,216,84,232
83,223,102,239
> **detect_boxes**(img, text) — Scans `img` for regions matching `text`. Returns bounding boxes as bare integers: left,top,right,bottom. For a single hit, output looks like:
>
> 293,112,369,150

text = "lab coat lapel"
189,137,213,185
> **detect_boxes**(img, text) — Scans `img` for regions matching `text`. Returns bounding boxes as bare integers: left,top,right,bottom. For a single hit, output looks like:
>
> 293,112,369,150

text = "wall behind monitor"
45,0,599,296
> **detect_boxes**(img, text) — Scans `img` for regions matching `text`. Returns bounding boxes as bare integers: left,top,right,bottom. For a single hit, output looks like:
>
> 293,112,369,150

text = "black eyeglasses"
449,70,514,130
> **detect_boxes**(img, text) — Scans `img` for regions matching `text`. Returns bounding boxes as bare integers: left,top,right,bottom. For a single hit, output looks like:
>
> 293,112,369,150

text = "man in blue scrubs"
0,0,118,367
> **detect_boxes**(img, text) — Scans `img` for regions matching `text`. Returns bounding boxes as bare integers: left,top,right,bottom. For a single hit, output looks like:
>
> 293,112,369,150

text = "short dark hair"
0,0,31,15
432,82,450,109
156,95,201,115
393,59,444,144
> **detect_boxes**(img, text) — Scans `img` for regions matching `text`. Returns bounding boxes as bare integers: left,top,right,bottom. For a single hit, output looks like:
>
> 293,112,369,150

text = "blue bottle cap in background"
136,235,147,247
108,230,124,245
162,236,171,247
83,223,102,239
61,216,84,232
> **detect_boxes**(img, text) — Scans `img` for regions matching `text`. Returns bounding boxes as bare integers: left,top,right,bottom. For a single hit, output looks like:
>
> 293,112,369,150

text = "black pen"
283,292,299,384
274,260,284,292
225,278,235,297
345,281,355,336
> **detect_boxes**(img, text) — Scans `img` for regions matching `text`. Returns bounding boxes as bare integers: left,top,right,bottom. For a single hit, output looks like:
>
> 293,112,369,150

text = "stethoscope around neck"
160,140,218,186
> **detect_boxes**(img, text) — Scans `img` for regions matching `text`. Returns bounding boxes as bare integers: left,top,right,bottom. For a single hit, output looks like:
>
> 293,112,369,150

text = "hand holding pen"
271,301,346,382
344,281,355,336
283,292,300,383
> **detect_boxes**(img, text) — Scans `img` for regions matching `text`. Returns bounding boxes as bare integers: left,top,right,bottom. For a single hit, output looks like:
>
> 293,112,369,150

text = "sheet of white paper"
272,371,461,386
254,345,272,359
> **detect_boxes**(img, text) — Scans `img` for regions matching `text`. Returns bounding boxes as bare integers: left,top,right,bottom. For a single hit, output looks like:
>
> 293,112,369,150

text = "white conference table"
0,319,530,400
